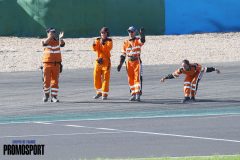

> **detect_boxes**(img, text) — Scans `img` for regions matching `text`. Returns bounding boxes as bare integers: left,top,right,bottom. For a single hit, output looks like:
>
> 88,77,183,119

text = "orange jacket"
174,63,202,77
42,39,62,63
92,38,112,69
92,38,112,59
121,37,144,58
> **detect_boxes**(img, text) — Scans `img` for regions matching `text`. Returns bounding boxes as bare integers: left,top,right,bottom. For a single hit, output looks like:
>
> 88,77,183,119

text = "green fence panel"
0,0,164,37
0,0,44,36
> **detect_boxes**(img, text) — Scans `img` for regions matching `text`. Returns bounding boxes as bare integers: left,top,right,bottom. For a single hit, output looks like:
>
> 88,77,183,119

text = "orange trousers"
126,60,141,95
43,63,60,97
93,62,110,97
184,71,203,97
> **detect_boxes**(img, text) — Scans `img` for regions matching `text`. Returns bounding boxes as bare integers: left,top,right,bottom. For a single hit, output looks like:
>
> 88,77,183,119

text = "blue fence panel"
165,0,240,34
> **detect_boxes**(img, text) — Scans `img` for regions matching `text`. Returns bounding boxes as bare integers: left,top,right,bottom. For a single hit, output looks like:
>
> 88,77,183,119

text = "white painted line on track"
65,125,118,131
1,120,240,143
64,124,240,143
34,122,53,125
0,131,124,139
0,113,239,125
196,114,240,119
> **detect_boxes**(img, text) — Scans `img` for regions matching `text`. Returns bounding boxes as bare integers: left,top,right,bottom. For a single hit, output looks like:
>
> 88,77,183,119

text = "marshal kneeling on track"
160,59,220,103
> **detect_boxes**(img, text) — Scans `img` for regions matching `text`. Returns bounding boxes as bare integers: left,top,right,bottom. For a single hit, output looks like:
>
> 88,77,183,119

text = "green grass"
140,155,240,160
90,155,240,160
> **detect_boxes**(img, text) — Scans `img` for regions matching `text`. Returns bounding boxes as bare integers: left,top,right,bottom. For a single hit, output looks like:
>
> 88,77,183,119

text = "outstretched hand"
139,27,145,34
59,32,64,39
216,68,220,74
160,78,165,82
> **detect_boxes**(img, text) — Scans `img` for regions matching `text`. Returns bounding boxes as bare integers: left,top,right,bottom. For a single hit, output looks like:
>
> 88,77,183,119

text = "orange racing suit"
42,38,64,97
173,63,203,97
92,37,113,97
121,37,144,95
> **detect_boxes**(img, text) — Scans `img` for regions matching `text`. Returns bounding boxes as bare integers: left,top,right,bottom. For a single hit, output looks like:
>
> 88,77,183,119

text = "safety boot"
93,93,102,99
181,97,190,103
190,96,196,102
129,95,136,101
51,96,59,103
135,94,141,102
43,93,49,102
102,96,107,100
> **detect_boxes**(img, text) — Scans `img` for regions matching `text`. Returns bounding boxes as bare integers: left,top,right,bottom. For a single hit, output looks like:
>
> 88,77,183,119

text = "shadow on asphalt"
60,99,181,104
60,98,240,105
197,99,240,103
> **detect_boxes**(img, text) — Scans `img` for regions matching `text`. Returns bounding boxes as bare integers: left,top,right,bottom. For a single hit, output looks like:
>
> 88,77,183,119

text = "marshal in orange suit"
161,59,220,103
117,26,145,102
42,28,65,103
92,27,113,100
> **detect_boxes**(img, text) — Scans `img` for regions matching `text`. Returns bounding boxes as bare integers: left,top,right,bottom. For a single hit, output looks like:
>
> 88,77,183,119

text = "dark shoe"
182,97,190,103
190,96,196,102
129,95,136,101
135,94,141,102
93,93,102,99
102,96,107,100
51,96,59,103
43,93,49,102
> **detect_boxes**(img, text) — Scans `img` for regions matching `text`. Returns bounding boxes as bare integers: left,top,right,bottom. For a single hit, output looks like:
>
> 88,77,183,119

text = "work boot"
51,96,59,103
93,93,102,99
190,96,196,102
135,94,141,102
43,93,49,102
129,95,136,101
102,96,107,100
181,97,190,103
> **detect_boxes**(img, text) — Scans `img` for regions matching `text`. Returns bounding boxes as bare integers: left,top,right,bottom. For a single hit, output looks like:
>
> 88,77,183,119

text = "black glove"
117,64,122,72
97,58,103,64
60,63,63,73
139,27,145,43
117,55,126,72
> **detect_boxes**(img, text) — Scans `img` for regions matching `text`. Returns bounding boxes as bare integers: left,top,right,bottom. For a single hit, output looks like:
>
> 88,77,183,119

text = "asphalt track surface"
0,63,240,160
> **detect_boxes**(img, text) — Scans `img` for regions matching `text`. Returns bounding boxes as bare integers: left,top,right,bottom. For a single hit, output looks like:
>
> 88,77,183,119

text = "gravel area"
0,32,240,72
